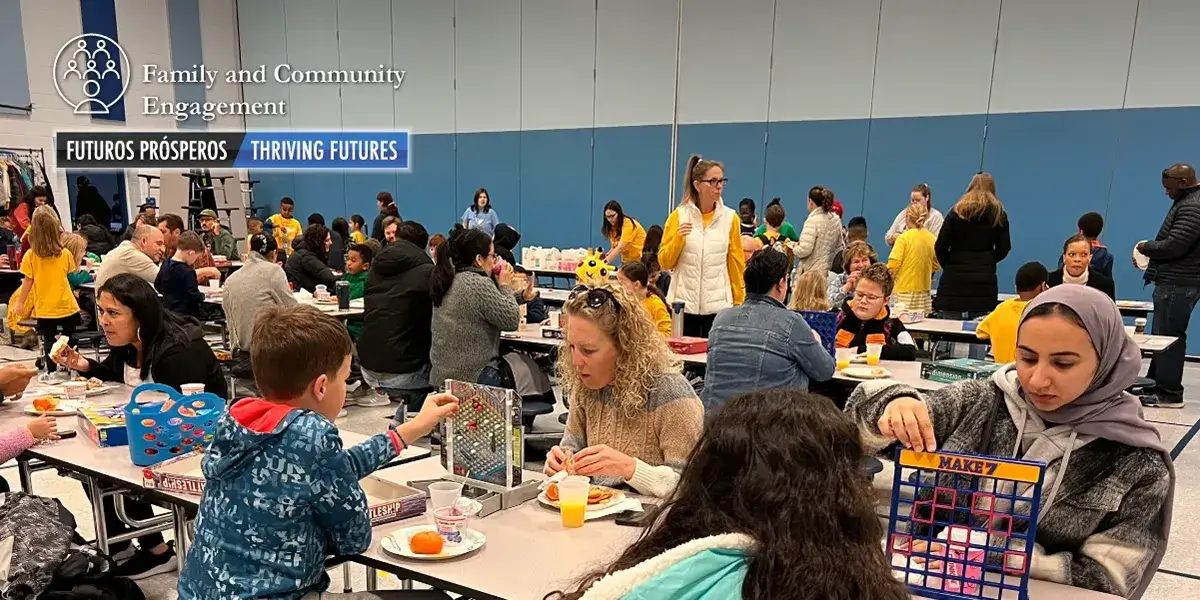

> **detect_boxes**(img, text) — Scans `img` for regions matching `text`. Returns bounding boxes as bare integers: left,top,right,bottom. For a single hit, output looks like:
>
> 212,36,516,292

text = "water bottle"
335,280,350,310
670,301,686,338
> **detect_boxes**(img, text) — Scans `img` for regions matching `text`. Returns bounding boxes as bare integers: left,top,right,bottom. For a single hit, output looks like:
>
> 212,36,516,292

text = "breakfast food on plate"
76,376,105,390
213,350,232,362
409,530,444,555
871,367,888,377
545,482,615,505
31,396,59,413
50,336,72,361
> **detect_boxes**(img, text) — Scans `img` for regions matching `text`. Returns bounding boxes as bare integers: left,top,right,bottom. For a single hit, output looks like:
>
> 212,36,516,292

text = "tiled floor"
23,362,1200,599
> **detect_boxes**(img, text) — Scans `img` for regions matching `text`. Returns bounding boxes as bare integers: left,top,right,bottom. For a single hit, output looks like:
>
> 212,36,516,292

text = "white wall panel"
338,0,395,129
677,0,773,124
871,0,999,118
200,0,243,130
237,0,291,129
282,0,341,128
989,0,1138,114
594,0,677,128
769,0,880,122
520,0,594,131
455,0,521,133
117,0,175,128
392,0,455,134
1124,0,1200,109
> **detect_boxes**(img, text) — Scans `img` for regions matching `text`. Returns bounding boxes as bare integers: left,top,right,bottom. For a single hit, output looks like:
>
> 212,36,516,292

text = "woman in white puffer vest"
793,185,845,279
659,155,746,338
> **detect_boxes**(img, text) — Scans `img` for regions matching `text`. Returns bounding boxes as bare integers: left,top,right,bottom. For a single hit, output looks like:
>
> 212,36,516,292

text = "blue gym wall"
236,0,1200,349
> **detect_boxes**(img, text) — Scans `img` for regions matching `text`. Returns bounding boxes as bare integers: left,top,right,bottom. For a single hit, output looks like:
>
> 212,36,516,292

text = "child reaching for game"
177,305,458,600
845,285,1173,598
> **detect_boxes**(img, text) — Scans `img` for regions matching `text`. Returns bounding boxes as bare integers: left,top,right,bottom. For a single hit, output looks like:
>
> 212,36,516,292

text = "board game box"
78,405,129,448
887,448,1046,599
441,380,523,489
920,358,1005,384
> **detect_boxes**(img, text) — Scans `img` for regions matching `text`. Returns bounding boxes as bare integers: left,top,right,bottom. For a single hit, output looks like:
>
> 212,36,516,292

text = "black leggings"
81,484,164,552
682,313,716,338
37,313,80,370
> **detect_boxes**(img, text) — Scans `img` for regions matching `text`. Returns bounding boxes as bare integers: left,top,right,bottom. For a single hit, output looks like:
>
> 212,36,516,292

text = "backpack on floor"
39,546,145,600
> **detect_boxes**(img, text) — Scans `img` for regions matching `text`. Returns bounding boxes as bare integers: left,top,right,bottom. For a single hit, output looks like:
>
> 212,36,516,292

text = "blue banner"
234,131,410,170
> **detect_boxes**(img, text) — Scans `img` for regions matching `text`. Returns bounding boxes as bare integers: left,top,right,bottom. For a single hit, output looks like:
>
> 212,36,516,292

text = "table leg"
172,505,189,572
17,458,32,493
342,564,352,593
86,476,109,555
365,566,377,591
401,579,413,590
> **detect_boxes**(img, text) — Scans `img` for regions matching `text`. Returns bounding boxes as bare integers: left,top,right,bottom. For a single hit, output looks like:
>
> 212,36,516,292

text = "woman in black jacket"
51,273,226,577
75,214,114,256
1048,234,1116,300
285,224,337,293
371,191,401,241
934,173,1011,358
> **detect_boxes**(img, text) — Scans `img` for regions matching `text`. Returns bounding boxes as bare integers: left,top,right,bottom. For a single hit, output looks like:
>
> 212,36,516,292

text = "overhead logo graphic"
53,33,130,115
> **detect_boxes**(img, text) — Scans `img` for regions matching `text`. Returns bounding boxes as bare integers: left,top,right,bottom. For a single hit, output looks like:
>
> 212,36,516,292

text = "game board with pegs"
886,448,1046,600
441,380,523,489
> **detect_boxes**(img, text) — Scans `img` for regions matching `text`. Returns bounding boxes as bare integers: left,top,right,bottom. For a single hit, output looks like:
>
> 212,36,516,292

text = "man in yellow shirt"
267,197,303,256
976,262,1048,363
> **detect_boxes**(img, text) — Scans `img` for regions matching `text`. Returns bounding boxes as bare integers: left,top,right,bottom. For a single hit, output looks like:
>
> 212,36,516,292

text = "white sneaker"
355,390,392,407
337,408,348,418
345,380,363,394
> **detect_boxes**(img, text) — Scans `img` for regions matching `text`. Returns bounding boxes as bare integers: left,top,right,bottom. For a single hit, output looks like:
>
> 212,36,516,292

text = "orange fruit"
31,397,58,413
409,531,444,555
545,482,559,502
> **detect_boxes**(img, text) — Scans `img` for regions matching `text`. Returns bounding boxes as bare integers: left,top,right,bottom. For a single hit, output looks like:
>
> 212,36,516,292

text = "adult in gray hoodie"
847,285,1173,599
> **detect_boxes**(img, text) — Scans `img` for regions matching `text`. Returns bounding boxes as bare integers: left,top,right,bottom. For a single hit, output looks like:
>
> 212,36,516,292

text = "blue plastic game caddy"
886,448,1046,599
797,310,838,357
124,383,226,467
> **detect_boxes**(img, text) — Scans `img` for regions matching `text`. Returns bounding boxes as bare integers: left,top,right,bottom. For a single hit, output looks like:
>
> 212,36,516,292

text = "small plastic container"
62,381,87,400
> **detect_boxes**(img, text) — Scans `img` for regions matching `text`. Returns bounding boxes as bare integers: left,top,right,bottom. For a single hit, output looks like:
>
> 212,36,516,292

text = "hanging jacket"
576,534,753,600
0,492,77,599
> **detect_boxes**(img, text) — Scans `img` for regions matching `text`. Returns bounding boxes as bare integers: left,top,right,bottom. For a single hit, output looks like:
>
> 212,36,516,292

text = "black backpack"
39,547,145,600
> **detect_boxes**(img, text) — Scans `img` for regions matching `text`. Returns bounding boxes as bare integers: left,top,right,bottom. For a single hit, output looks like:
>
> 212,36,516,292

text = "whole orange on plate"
409,530,444,555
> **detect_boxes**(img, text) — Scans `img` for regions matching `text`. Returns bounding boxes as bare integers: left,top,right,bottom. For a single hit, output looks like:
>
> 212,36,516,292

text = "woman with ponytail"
617,261,672,337
793,186,845,278
658,155,745,338
428,227,535,385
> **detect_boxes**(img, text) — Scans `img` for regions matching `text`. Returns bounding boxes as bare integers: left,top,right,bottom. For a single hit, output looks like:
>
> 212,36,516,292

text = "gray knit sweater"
846,378,1170,598
222,252,297,351
430,268,521,386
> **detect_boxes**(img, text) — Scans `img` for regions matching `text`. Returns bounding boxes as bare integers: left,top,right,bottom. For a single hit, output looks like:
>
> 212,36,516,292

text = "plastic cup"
558,475,590,528
1135,318,1147,334
428,481,464,511
432,506,468,545
181,383,205,396
836,347,853,371
865,343,883,365
62,381,87,401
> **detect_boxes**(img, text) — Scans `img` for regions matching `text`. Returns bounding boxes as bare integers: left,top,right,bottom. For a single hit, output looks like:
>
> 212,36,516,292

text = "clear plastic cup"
428,481,464,511
62,381,87,401
835,347,854,371
558,475,590,528
865,343,883,365
181,383,205,396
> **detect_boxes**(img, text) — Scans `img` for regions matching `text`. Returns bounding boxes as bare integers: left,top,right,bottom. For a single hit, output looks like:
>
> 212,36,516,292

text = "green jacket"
207,227,237,258
342,271,367,338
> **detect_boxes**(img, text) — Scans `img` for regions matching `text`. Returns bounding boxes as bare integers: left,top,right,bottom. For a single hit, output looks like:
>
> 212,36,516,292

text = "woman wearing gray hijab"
846,285,1173,599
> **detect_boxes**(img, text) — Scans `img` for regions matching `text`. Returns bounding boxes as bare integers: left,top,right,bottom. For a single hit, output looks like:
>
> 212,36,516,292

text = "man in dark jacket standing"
358,221,434,418
1138,163,1200,408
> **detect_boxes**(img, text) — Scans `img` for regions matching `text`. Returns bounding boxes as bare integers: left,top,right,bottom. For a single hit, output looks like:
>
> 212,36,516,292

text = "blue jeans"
933,310,989,360
362,364,432,421
1147,284,1200,402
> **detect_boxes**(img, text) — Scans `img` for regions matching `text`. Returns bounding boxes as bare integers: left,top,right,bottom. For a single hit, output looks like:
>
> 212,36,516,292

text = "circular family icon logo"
53,33,130,115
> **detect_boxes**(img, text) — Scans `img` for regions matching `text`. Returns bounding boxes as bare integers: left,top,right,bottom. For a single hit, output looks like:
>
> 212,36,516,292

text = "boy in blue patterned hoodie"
178,304,459,600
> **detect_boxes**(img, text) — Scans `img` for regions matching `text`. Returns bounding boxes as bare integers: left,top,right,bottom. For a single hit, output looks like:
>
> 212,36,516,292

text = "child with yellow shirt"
14,206,80,372
886,203,939,314
267,197,303,256
976,262,1048,363
618,261,672,337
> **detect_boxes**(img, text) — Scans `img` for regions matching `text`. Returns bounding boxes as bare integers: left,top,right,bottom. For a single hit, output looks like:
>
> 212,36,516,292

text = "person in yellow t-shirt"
976,261,1049,363
887,203,940,315
349,214,368,244
267,197,304,256
618,261,672,337
14,206,81,372
601,201,646,265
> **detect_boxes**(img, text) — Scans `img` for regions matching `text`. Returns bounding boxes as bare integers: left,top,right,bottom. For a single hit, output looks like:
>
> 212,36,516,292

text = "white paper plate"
23,399,85,416
1133,241,1150,271
841,366,892,380
537,486,626,512
381,525,485,561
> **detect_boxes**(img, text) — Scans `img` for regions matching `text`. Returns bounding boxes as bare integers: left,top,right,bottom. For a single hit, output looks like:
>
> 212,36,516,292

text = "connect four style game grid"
887,448,1047,600
442,380,523,489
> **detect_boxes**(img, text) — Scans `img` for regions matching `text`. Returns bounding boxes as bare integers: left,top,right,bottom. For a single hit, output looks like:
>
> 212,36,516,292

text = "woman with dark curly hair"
546,388,907,600
284,223,336,293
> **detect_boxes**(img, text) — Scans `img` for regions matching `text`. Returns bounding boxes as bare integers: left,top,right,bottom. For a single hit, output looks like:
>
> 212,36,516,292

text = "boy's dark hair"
280,197,294,207
847,216,868,229
846,223,869,243
158,213,184,233
743,247,791,295
1015,261,1049,293
349,243,374,265
1078,212,1104,239
176,230,205,252
764,203,786,228
397,221,429,248
307,213,325,226
857,263,894,297
251,305,352,399
249,233,277,256
738,198,755,212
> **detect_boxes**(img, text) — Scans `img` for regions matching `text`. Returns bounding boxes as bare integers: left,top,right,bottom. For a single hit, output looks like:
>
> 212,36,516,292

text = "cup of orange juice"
558,475,590,528
835,347,853,371
865,343,883,365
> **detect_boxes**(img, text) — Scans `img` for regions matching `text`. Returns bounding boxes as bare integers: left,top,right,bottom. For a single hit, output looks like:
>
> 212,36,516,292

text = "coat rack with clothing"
0,147,54,238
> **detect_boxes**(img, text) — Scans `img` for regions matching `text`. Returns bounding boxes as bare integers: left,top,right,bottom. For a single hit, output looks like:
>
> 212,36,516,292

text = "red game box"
667,336,708,355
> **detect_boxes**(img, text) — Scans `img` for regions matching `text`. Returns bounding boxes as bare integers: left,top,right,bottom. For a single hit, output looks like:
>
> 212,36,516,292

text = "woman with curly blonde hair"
545,283,703,498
